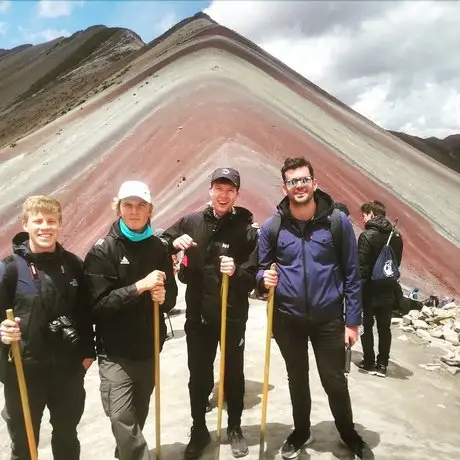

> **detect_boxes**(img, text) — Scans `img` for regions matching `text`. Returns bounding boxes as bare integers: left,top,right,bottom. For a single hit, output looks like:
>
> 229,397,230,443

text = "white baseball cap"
117,181,152,204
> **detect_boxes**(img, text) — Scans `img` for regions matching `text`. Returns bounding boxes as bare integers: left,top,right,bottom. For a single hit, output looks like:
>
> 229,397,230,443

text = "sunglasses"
284,176,313,189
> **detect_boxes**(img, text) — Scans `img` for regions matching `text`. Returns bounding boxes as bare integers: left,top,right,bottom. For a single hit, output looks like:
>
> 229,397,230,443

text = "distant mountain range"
0,13,459,174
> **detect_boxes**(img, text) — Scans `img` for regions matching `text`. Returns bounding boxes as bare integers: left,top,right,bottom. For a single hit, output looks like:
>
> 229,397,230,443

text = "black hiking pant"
185,318,246,429
1,365,85,460
273,313,355,438
361,304,393,366
98,324,166,460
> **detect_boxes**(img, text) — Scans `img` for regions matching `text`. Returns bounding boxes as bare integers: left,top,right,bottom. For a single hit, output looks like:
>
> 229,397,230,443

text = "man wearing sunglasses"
257,157,373,460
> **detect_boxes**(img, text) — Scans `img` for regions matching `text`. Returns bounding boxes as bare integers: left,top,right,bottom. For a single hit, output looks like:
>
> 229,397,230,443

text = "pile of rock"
397,301,460,374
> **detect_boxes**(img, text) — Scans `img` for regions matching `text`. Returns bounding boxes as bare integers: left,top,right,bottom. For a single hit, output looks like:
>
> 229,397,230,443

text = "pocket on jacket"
277,239,297,266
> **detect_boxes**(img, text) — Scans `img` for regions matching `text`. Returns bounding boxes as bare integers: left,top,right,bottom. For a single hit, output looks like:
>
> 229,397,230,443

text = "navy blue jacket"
256,190,362,326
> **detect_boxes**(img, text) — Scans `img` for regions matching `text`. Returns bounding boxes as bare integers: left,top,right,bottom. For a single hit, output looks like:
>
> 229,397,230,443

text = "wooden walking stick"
259,264,277,460
6,309,38,460
153,300,161,459
216,273,229,451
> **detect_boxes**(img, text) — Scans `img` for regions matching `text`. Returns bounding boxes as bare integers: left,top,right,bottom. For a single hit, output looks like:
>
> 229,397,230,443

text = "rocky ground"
395,301,460,375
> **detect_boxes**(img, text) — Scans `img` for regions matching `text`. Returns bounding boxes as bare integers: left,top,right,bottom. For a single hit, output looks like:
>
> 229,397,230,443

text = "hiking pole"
216,273,229,454
6,309,38,460
259,264,277,460
153,300,161,459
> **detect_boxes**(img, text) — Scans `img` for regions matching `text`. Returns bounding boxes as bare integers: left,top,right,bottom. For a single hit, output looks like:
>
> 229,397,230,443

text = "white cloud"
204,0,460,138
0,21,6,35
37,0,83,19
154,11,178,36
0,1,11,14
18,26,69,44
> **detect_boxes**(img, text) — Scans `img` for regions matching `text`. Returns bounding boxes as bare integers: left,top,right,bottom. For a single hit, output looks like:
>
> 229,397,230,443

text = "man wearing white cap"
83,181,178,460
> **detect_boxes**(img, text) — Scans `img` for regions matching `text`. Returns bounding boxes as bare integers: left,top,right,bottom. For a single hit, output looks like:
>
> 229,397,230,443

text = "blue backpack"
371,220,401,281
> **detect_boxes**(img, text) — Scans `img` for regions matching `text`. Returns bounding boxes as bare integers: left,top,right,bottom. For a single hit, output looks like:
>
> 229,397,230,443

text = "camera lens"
62,328,80,345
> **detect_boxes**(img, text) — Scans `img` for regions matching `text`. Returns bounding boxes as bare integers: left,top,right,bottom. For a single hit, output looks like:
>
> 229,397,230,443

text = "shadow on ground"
209,379,275,411
351,350,413,380
308,421,380,459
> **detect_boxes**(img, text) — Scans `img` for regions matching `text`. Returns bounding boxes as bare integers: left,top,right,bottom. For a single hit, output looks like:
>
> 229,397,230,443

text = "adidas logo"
120,256,130,265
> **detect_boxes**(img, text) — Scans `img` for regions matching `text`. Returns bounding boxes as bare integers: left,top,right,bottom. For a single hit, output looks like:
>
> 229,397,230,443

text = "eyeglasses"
284,176,313,189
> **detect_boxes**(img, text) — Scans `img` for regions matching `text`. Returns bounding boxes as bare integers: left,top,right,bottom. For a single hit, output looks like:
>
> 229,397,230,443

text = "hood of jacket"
365,215,394,233
277,188,336,224
12,232,65,264
203,205,255,226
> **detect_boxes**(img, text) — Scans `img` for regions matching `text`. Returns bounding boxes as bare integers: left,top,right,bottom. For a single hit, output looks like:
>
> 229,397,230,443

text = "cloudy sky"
0,1,459,139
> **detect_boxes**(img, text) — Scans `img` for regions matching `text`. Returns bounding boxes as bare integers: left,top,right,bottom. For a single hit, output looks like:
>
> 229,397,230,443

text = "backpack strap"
1,255,19,308
267,212,282,251
329,207,343,266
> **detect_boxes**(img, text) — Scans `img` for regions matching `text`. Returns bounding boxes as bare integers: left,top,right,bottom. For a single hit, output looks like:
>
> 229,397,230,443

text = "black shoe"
184,425,211,460
280,430,313,459
341,431,374,460
355,360,376,374
375,363,387,378
227,426,249,458
205,399,213,413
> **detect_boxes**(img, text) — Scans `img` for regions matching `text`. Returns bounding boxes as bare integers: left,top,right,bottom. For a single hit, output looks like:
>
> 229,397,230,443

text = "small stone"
413,319,429,329
441,363,460,375
402,315,412,325
392,318,403,325
442,302,457,310
401,326,415,333
434,309,456,320
397,335,408,341
409,310,420,320
444,329,460,345
416,329,432,341
454,321,460,333
430,328,444,339
419,363,440,371
421,306,432,317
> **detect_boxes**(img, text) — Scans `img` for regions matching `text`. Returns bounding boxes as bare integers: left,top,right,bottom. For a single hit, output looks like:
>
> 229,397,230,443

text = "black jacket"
358,215,403,307
162,205,258,324
0,233,95,380
83,220,177,361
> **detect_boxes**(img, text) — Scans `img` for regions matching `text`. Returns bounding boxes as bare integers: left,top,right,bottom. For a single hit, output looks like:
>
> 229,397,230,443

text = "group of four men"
0,157,402,460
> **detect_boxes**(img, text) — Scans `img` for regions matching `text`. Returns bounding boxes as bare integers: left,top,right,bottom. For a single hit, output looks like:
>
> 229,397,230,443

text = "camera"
48,316,80,346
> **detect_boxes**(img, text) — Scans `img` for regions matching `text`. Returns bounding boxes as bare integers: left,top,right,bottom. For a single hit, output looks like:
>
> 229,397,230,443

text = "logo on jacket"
120,256,130,265
69,278,78,287
222,243,230,249
383,260,394,277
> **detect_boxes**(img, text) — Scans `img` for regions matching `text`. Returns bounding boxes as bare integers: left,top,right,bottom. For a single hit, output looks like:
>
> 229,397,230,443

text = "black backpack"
267,207,345,270
0,252,82,309
371,220,401,282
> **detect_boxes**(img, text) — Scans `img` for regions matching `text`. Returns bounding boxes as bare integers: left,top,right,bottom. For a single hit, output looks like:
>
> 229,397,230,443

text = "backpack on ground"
371,219,401,282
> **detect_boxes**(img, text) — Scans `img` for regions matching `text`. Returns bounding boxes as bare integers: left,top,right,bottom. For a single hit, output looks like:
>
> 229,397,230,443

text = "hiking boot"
375,363,387,378
280,430,313,459
355,360,376,374
184,425,211,460
340,431,374,460
227,426,249,458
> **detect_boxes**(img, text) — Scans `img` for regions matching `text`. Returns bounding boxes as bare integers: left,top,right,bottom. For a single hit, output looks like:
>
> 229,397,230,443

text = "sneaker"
375,363,387,378
280,430,313,459
184,425,211,460
340,431,374,460
355,360,376,374
227,426,249,458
